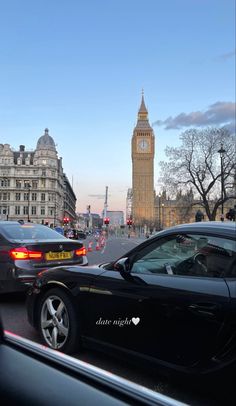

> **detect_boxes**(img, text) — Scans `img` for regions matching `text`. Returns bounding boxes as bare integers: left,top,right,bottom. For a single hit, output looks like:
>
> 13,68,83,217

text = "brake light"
75,247,87,256
9,247,43,260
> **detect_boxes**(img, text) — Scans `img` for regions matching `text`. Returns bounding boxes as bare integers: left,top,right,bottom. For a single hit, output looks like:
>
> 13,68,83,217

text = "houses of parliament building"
128,94,234,230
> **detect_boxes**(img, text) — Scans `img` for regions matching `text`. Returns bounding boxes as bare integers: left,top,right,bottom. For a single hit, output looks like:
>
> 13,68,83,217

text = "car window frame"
129,232,236,279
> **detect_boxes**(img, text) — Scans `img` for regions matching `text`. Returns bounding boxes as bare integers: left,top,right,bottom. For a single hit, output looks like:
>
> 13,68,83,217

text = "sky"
0,0,235,215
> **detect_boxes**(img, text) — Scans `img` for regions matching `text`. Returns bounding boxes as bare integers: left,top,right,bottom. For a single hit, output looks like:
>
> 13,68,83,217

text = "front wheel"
37,288,79,354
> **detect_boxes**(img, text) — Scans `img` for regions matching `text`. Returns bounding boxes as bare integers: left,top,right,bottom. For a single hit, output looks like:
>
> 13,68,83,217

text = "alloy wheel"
40,295,69,349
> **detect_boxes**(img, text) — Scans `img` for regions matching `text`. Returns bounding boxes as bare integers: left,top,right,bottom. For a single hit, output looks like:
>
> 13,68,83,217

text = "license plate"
45,251,73,261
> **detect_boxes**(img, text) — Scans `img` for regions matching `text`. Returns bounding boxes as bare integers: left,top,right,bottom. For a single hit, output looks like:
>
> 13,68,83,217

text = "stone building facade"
0,129,76,226
155,193,236,229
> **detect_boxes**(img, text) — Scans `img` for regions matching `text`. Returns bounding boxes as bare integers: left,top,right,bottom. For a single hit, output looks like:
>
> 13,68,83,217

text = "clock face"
137,138,149,152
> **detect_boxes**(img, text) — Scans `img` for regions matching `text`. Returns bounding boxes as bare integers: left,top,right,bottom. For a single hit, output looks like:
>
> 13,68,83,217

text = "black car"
65,229,87,240
77,231,87,240
27,222,236,379
0,221,88,294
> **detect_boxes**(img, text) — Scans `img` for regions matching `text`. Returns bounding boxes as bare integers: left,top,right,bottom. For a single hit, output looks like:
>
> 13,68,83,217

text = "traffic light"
104,217,110,225
63,217,69,225
126,219,133,226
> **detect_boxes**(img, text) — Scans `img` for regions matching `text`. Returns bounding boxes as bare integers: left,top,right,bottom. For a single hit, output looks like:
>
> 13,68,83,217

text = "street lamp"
27,183,31,222
161,203,165,229
218,143,226,220
158,194,161,230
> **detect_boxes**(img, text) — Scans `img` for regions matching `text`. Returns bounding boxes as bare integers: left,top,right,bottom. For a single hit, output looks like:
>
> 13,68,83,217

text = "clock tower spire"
131,92,155,226
138,89,148,121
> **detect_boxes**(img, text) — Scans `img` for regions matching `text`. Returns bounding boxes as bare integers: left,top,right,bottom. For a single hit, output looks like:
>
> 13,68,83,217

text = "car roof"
155,222,236,239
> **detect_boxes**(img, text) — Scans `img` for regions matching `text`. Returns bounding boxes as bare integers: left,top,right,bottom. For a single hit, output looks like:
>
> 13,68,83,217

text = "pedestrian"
195,210,204,222
226,207,236,221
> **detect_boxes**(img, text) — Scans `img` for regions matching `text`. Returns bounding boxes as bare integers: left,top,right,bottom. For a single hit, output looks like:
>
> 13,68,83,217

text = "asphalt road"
0,235,235,406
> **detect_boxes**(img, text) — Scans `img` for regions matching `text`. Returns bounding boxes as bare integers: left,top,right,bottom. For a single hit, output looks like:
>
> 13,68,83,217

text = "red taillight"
75,247,87,256
9,247,43,260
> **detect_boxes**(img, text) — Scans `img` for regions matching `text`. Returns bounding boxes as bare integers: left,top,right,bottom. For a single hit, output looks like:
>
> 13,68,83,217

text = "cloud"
153,102,236,133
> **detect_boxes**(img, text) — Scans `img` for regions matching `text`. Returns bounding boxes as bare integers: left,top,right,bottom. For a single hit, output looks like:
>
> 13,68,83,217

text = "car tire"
37,288,79,354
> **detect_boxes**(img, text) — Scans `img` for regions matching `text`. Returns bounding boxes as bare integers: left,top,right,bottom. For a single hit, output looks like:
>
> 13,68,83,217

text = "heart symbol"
132,317,140,326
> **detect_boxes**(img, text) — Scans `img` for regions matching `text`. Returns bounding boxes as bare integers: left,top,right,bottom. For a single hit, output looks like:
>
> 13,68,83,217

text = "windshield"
0,223,67,241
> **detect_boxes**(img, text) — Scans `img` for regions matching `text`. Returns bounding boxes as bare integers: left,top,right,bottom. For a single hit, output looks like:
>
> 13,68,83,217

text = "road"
0,235,234,406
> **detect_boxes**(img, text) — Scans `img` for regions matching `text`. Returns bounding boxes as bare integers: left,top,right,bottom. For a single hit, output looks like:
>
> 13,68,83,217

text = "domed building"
0,129,76,226
36,128,56,150
34,128,58,166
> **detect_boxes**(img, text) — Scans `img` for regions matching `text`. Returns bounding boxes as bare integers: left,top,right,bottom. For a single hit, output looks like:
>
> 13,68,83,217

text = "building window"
31,206,37,215
0,207,8,215
0,193,10,201
24,180,30,188
16,180,22,188
41,193,46,201
41,179,46,188
32,193,37,201
48,193,55,202
49,207,54,216
15,206,20,215
42,169,46,176
23,206,29,215
41,207,45,215
32,180,38,188
16,193,21,201
0,179,10,187
24,193,29,201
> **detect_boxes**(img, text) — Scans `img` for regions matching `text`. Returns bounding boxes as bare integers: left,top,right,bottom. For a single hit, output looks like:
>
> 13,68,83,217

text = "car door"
125,232,232,367
86,267,148,351
87,232,231,368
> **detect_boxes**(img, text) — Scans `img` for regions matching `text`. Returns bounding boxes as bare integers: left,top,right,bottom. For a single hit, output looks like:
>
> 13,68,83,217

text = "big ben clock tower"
131,92,155,225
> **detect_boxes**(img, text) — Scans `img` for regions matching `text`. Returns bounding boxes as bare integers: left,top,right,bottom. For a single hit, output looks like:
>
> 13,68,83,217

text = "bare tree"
159,127,236,220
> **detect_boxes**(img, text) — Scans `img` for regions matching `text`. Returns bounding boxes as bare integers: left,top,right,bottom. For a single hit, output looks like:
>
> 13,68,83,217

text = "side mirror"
114,257,130,273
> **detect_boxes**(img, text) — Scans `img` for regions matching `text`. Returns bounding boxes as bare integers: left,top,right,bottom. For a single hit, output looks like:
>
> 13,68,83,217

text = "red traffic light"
63,217,69,225
126,219,133,226
104,217,110,225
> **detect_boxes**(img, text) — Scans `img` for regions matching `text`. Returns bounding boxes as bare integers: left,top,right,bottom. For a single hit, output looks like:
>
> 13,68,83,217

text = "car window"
0,223,67,241
130,234,236,278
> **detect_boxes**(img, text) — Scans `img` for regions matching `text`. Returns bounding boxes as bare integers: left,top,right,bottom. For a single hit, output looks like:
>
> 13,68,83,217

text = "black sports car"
0,221,88,294
27,221,236,378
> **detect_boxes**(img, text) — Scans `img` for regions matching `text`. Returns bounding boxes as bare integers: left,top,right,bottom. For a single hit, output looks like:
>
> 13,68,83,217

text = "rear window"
0,223,67,241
